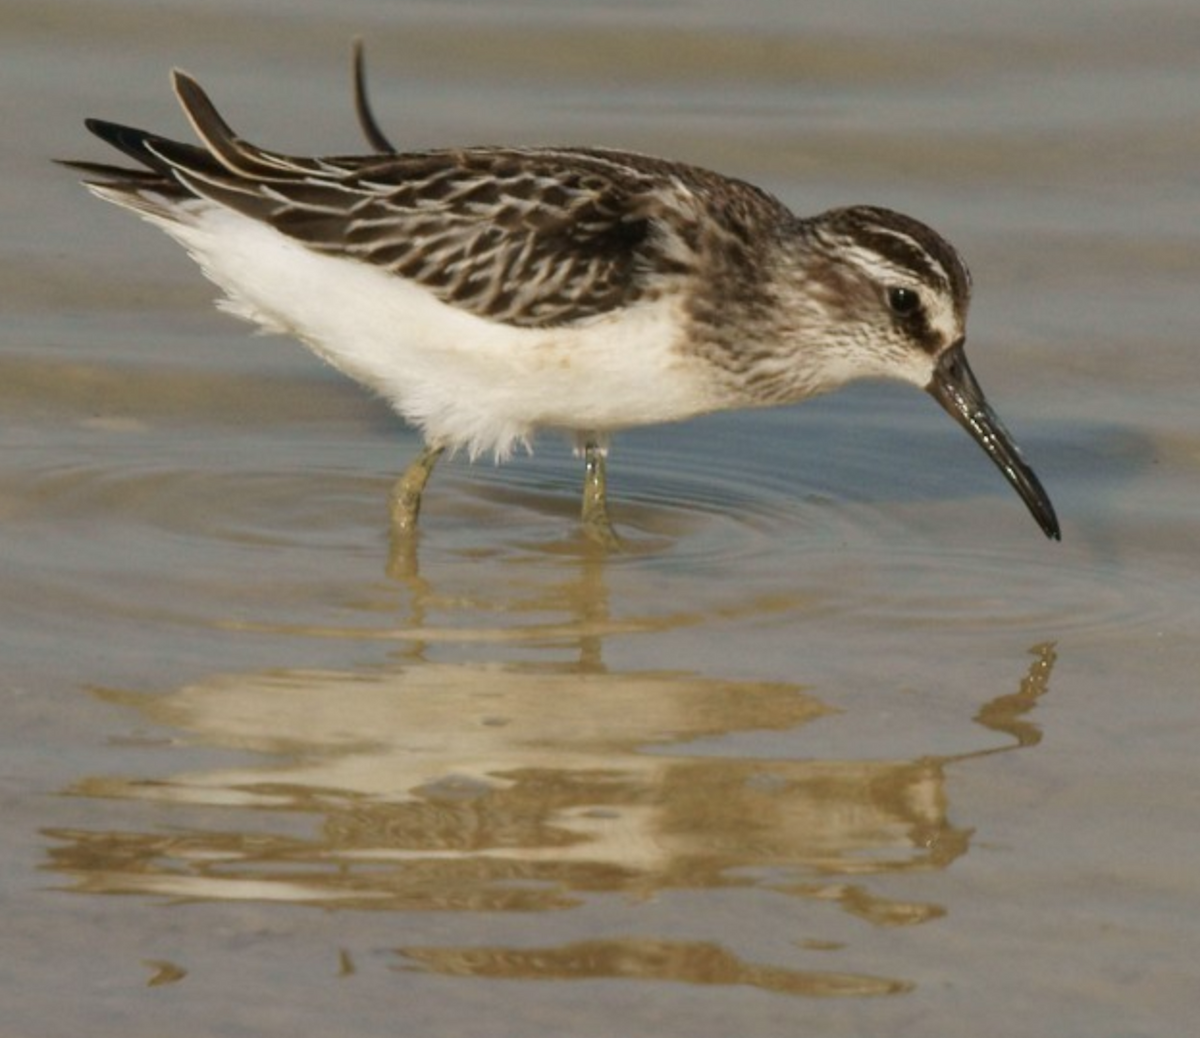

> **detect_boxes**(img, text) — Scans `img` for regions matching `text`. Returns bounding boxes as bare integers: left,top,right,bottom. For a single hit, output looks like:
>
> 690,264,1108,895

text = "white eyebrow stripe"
839,243,932,286
864,224,953,285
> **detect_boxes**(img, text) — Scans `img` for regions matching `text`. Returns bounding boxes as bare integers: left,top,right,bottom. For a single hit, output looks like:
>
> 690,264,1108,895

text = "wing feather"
68,61,797,328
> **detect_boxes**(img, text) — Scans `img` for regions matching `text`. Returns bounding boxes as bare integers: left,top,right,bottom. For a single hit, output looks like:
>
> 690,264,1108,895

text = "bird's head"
782,205,1060,540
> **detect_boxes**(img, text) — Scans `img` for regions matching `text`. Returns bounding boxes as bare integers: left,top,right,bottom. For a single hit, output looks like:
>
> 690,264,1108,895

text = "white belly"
143,203,726,458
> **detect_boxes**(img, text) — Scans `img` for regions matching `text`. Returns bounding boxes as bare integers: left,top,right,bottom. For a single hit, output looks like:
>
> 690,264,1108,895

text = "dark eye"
887,286,921,316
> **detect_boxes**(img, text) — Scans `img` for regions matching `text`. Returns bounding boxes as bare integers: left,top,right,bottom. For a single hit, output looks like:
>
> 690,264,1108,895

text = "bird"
61,42,1060,547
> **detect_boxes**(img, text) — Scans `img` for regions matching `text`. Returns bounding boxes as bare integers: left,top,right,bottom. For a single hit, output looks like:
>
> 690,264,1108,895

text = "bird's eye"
887,286,921,316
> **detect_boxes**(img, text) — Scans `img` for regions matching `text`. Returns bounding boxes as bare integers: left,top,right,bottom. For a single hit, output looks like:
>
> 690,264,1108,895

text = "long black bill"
926,342,1061,540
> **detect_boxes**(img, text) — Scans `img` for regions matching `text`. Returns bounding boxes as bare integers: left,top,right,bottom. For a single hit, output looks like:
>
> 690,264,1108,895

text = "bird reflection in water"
45,545,1056,997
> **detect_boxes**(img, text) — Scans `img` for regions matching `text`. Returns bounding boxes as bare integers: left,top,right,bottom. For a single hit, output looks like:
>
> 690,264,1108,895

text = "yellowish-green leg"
389,445,444,536
581,441,621,549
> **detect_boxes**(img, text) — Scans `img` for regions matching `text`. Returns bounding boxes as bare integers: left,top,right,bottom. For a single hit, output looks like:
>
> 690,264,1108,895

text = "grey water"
3,2,1200,1035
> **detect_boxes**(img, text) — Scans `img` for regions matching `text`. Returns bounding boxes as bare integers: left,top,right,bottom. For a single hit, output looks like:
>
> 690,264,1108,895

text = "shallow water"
4,2,1200,1035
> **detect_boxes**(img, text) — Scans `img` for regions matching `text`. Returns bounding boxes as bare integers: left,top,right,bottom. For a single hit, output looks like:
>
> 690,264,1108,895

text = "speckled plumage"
62,45,1059,543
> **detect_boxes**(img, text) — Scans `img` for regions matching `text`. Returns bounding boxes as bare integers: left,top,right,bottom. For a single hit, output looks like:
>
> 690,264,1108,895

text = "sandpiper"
63,44,1060,545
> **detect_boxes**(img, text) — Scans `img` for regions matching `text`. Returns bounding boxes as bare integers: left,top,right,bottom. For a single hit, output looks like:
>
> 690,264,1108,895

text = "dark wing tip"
73,118,176,176
351,38,396,153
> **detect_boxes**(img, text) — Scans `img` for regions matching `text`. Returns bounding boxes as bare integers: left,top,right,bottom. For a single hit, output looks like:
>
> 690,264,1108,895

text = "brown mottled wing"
277,150,666,326
142,72,677,327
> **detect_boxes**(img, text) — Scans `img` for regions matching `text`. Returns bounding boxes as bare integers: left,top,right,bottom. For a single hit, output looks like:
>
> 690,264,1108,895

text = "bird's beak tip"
927,343,1060,542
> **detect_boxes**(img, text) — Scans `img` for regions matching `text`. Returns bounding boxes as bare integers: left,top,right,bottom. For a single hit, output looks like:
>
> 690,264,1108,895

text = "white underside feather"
99,193,722,459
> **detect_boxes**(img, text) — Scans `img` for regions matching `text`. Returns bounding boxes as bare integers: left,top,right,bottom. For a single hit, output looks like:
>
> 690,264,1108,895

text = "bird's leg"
580,440,621,549
390,445,444,535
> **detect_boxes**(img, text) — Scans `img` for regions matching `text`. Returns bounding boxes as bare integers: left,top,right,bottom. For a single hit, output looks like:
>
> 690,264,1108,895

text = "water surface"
3,2,1200,1035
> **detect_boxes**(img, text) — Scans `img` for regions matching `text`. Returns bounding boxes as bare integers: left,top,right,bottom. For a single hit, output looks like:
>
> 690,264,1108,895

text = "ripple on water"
7,461,379,549
11,428,1186,642
447,436,1190,640
444,436,901,564
835,541,1191,637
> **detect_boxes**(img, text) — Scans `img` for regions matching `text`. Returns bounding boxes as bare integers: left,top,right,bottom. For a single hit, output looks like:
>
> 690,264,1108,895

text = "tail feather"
352,38,396,153
55,157,163,185
57,118,223,216
80,118,183,176
61,45,398,225
56,122,186,218
171,70,310,179
61,72,301,222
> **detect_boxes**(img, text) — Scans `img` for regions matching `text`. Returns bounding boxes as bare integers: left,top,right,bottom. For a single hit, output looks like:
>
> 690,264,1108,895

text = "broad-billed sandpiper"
63,44,1060,546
